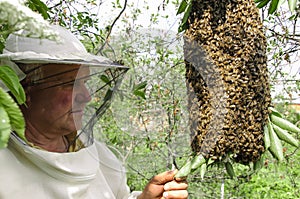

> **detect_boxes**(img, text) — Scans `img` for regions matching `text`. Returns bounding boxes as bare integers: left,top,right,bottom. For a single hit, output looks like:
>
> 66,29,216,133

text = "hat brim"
0,51,129,69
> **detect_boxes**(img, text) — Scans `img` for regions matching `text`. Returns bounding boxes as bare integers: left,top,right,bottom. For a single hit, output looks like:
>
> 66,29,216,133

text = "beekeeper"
0,25,188,199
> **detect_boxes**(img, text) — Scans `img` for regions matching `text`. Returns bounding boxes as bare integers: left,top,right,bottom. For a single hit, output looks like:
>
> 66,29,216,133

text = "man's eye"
57,81,75,88
72,80,89,87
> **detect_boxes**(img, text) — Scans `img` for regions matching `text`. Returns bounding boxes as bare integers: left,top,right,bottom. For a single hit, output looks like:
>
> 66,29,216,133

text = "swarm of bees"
184,0,271,164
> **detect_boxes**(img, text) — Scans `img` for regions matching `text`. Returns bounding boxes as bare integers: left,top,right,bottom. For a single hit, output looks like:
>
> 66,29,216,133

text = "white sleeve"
95,141,142,199
127,191,142,199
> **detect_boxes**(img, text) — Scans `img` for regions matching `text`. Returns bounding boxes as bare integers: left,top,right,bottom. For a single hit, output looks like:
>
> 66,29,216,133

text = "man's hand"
138,170,188,199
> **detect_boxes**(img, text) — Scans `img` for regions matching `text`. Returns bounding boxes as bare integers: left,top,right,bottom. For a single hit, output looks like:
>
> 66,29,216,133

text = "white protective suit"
0,24,141,199
0,134,141,199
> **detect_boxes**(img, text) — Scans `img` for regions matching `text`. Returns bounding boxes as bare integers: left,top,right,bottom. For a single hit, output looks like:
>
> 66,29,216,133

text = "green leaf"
289,13,297,20
199,163,207,179
269,107,283,118
100,74,111,86
253,156,264,171
0,41,5,53
132,81,147,99
104,89,113,101
0,88,25,141
256,0,271,8
0,106,11,149
288,0,297,13
178,1,192,33
27,0,50,19
174,158,192,178
0,65,26,104
272,124,299,147
225,162,236,178
181,2,192,27
191,154,206,170
263,125,271,150
268,121,284,162
176,0,188,15
178,22,189,33
133,90,146,99
0,128,11,149
278,0,286,8
268,0,279,14
270,114,300,133
133,81,147,91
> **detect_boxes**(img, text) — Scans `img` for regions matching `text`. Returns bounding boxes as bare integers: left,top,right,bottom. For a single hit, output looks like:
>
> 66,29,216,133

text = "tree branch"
96,0,128,56
268,28,300,43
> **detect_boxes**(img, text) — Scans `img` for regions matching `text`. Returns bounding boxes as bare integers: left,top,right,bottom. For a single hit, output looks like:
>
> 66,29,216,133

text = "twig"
96,0,128,55
267,28,300,43
127,164,150,180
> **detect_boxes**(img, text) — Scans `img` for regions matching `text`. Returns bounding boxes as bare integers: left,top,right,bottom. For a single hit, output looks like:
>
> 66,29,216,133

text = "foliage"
176,0,300,32
0,0,57,52
99,1,300,198
186,146,300,199
0,0,60,147
176,0,192,32
0,0,299,198
0,66,25,148
45,0,108,54
255,0,299,14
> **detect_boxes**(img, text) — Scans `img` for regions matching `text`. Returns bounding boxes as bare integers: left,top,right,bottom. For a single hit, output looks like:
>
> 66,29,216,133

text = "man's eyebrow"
37,73,93,89
26,77,75,89
29,68,78,85
39,68,79,82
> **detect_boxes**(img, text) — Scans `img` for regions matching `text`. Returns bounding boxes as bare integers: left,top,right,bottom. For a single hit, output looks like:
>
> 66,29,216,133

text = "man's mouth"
71,110,83,114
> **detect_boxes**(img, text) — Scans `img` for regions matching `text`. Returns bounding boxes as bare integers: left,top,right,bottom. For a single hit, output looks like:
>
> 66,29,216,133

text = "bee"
186,0,270,164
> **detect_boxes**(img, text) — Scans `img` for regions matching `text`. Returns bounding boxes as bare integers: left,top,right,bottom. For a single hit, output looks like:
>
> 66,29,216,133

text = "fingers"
163,179,188,199
162,190,188,199
164,180,188,191
139,170,188,199
150,170,178,185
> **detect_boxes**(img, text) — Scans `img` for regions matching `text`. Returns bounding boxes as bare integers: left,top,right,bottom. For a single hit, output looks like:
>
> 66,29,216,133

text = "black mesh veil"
18,62,128,151
71,65,128,149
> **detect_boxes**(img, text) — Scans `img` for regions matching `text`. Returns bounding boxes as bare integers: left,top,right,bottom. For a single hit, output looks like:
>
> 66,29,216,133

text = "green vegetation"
0,0,299,198
99,105,299,198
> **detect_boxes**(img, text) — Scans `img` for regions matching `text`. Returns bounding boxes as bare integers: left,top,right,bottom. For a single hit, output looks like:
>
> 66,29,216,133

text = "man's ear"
25,95,31,105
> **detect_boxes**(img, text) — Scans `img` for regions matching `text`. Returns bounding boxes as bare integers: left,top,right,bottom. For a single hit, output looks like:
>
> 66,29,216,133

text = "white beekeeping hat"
0,25,129,148
0,25,127,82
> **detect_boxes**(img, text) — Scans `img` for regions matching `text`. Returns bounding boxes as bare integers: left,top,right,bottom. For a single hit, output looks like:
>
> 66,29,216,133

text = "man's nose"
76,84,92,103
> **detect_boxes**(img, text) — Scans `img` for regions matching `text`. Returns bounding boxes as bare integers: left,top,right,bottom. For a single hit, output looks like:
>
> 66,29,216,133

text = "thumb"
150,170,178,185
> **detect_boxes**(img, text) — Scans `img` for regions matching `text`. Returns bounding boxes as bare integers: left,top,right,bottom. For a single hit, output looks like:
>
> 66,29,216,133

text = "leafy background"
0,0,299,198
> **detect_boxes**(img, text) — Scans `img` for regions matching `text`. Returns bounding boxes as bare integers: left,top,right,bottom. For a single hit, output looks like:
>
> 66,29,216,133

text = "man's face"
22,64,91,137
